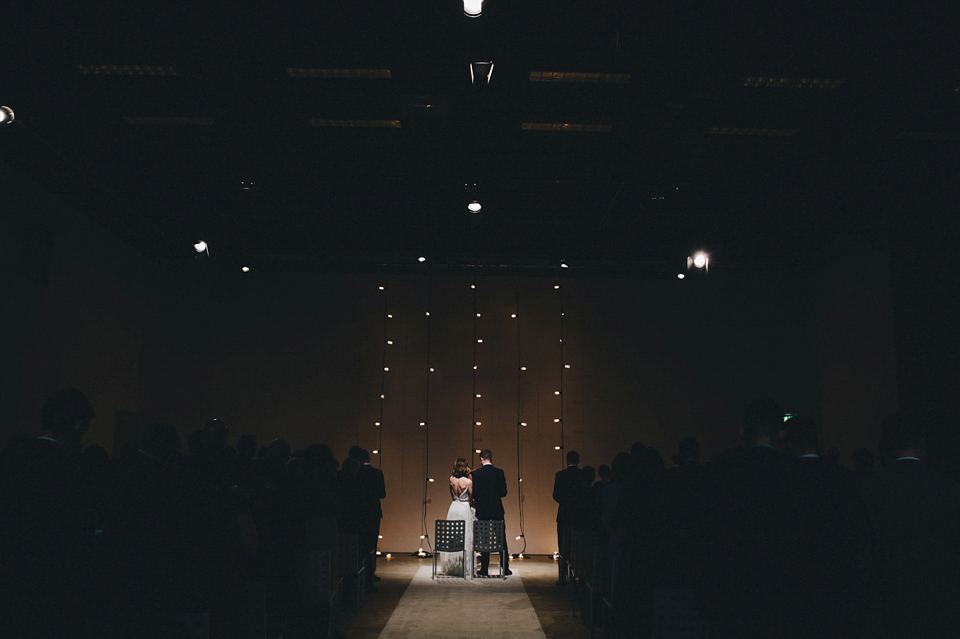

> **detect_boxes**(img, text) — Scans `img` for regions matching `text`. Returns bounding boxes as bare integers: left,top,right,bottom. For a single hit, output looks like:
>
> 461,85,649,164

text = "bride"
440,457,476,577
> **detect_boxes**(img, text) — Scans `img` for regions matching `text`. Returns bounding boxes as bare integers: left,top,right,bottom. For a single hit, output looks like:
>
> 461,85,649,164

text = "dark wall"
1,167,148,450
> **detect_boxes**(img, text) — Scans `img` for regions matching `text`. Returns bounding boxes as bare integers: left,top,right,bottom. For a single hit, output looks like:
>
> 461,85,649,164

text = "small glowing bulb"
378,535,383,539
384,367,389,371
476,421,482,425
555,390,561,395
418,256,426,263
554,418,561,423
378,285,385,290
468,201,482,212
555,445,562,450
373,449,379,454
519,477,523,481
553,551,559,560
429,367,435,372
470,284,476,289
511,313,516,318
385,553,392,558
693,252,707,269
428,478,435,483
677,273,685,280
561,262,568,268
476,313,481,317
519,553,524,559
425,311,430,316
241,266,250,273
475,449,482,454
419,422,425,426
387,314,393,318
476,393,481,398
477,339,483,343
377,551,382,556
193,240,207,253
375,421,381,426
516,536,522,540
387,340,393,345
520,366,527,371
520,422,527,426
473,365,478,370
554,285,560,289
564,364,571,369
420,535,426,539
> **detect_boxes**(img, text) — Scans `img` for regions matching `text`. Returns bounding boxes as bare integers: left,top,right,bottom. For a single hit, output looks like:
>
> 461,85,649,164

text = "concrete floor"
338,555,594,639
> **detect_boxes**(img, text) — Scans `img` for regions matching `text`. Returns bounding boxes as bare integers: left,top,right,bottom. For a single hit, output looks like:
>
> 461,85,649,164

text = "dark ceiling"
2,1,958,275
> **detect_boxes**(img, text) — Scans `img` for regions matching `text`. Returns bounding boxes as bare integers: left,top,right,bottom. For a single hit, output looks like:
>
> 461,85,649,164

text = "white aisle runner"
378,565,547,638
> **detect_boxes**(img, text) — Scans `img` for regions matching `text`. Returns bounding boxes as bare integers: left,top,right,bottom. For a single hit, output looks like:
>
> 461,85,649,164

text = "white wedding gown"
440,481,476,577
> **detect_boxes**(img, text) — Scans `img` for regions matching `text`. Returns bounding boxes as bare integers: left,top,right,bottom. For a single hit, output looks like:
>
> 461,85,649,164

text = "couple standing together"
440,449,512,578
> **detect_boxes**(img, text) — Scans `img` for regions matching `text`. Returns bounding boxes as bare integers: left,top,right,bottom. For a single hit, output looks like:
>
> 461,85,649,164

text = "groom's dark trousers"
471,462,509,575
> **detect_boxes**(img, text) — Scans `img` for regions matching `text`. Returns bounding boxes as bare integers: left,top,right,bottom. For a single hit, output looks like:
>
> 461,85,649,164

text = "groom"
471,449,511,576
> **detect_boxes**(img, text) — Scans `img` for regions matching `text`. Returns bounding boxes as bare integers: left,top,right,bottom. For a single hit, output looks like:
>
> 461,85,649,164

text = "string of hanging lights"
513,276,527,558
418,277,434,557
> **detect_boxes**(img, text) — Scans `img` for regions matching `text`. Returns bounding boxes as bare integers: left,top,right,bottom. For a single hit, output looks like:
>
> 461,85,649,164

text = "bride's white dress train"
440,485,475,577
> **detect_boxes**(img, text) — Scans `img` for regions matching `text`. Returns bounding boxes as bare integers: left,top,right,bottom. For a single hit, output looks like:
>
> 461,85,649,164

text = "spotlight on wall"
470,61,494,85
687,251,709,272
0,106,14,125
463,0,482,18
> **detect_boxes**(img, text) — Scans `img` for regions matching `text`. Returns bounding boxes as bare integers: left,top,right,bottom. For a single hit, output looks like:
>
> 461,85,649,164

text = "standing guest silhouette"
471,449,511,576
353,446,385,589
553,449,580,586
849,411,960,639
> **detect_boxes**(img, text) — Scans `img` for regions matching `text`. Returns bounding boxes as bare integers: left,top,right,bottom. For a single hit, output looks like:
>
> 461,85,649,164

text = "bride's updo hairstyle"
452,458,472,478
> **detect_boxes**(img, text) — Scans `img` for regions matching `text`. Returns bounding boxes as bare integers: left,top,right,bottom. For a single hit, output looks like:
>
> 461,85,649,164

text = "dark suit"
471,462,508,574
356,463,386,583
849,458,960,639
553,464,580,584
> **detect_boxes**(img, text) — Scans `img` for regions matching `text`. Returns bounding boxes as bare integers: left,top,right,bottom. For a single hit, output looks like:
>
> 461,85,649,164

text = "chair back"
434,520,466,552
473,519,505,552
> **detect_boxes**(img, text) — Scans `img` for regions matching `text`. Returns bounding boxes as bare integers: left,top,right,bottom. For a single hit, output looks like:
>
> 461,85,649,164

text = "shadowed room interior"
1,2,959,637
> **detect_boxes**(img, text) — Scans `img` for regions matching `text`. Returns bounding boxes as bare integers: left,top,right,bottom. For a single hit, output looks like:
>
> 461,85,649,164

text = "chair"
300,550,339,638
473,520,507,579
433,520,467,579
338,532,365,610
651,587,708,639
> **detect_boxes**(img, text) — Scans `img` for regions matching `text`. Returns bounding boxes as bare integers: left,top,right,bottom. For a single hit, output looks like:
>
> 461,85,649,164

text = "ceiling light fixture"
468,201,482,213
470,61,494,85
0,106,15,125
687,251,709,272
463,0,482,18
193,240,208,255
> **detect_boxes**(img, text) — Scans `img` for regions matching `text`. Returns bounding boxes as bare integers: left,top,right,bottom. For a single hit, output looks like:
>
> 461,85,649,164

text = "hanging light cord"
515,276,527,556
421,276,434,554
378,276,388,469
559,279,566,469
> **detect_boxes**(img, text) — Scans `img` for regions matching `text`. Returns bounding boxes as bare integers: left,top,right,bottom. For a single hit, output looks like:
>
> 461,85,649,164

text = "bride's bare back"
450,475,472,501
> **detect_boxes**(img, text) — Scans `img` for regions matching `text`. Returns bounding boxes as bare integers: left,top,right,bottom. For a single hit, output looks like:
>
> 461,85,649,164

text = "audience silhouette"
4,388,958,638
